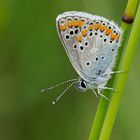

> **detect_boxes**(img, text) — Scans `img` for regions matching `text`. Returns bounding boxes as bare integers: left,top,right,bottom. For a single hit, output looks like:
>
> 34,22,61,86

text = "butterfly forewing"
56,11,123,81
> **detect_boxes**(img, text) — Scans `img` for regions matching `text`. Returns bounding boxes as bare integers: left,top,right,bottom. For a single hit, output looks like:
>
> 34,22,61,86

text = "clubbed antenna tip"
40,88,49,93
40,78,78,104
52,100,56,105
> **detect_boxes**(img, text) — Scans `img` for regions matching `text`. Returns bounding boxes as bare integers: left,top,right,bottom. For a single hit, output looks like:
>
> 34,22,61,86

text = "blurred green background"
0,0,140,140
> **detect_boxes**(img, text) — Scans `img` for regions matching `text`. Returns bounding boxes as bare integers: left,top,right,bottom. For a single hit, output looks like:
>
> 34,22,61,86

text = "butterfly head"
75,78,88,91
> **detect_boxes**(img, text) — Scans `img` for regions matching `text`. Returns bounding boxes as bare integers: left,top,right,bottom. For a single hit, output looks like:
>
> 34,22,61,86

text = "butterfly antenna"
52,81,78,105
41,78,78,93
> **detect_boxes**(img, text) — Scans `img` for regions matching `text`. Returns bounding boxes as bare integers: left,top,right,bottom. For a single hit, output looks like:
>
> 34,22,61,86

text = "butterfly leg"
97,86,109,100
99,86,118,92
92,89,98,98
103,70,125,76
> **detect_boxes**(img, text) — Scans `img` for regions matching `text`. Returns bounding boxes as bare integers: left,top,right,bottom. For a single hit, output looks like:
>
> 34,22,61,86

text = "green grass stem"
99,3,140,140
88,0,139,140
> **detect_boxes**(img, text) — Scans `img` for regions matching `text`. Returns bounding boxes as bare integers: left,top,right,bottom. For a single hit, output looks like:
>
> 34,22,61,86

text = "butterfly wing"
56,11,123,81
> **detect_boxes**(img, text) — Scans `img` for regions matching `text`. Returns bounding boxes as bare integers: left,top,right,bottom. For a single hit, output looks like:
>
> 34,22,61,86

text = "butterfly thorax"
76,72,110,91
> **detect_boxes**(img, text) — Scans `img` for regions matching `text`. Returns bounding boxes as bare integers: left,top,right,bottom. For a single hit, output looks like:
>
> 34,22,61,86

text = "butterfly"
41,11,123,104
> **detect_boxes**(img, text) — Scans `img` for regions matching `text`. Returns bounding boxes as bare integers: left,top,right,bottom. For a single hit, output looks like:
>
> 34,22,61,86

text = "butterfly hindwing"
56,11,123,81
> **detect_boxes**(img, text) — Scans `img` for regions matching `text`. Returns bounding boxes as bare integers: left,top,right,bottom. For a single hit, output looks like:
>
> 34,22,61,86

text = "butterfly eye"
76,79,87,91
80,81,86,88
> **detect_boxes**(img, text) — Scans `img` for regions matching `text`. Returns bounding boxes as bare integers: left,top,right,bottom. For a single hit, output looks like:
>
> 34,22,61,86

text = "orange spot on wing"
81,29,87,37
59,24,67,31
95,23,101,30
79,20,84,27
76,35,82,42
100,26,106,32
74,20,79,27
110,33,116,40
67,20,73,28
116,35,120,41
106,29,112,35
88,24,94,30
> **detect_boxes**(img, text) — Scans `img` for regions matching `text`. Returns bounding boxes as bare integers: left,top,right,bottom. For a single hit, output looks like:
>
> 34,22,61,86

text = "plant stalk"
88,0,139,140
99,3,140,140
